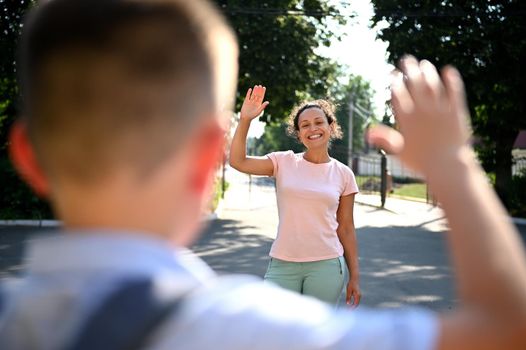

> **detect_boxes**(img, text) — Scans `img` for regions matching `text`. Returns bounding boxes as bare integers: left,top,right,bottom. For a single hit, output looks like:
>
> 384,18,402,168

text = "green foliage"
0,0,51,219
211,176,229,213
392,183,427,200
214,0,343,122
255,73,377,165
0,158,53,219
330,74,376,164
370,0,526,208
255,121,304,156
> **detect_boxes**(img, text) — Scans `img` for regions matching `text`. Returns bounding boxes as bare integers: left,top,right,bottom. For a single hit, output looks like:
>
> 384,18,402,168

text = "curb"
354,200,397,214
354,198,526,226
0,220,61,227
0,211,221,228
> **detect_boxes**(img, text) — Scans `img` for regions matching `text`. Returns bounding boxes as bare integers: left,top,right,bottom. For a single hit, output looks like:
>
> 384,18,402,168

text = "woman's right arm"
229,85,274,176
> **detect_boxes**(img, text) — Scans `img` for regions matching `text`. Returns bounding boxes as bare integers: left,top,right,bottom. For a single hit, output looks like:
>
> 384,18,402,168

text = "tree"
0,0,51,219
213,0,345,122
330,74,376,164
0,0,344,217
255,73,377,165
370,0,526,207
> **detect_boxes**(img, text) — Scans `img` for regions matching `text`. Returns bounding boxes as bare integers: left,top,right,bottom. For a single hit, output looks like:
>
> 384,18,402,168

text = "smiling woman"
229,86,361,306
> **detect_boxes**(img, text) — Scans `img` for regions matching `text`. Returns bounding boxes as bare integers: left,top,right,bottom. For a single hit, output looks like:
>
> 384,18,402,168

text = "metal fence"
351,152,429,207
513,152,526,176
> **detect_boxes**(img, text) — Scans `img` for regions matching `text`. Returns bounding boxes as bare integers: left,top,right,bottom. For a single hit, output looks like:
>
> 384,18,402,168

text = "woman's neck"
303,148,330,164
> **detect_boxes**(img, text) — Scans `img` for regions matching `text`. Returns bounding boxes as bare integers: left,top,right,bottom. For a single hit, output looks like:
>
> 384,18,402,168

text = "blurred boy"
1,0,525,349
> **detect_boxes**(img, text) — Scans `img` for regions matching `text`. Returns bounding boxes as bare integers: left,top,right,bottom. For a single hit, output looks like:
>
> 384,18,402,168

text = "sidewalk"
205,166,456,310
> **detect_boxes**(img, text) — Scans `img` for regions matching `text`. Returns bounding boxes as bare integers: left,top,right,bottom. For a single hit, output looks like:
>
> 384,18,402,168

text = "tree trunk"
494,134,516,209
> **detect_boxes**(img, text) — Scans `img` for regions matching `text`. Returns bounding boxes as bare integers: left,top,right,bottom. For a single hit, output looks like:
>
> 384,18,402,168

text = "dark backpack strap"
66,278,187,350
0,288,4,314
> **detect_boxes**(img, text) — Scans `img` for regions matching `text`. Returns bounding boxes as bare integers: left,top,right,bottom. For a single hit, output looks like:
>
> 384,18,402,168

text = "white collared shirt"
0,231,439,350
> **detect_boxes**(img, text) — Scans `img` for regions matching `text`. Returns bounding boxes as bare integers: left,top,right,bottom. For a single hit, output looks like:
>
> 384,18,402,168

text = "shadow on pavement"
357,225,456,310
192,219,273,278
0,226,44,278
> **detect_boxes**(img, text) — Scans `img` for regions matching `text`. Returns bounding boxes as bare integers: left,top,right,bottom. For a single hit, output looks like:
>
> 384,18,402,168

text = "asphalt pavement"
195,168,457,310
1,166,525,312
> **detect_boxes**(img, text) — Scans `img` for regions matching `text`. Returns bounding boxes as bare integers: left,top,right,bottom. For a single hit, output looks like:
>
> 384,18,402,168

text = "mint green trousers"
263,256,346,305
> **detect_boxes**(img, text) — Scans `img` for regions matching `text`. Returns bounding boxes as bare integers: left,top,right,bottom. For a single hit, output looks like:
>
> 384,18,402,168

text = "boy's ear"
189,118,226,194
8,121,50,198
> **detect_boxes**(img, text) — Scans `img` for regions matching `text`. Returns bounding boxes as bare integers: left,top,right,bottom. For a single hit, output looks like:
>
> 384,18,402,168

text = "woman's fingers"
346,286,361,307
245,88,252,101
256,101,269,115
352,290,361,307
253,85,265,103
247,85,266,104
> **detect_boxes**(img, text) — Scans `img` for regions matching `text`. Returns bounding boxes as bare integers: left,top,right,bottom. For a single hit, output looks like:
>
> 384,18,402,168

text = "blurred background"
1,0,524,220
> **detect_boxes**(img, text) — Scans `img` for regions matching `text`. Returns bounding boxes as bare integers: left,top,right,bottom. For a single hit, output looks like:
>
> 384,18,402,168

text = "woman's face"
297,107,331,149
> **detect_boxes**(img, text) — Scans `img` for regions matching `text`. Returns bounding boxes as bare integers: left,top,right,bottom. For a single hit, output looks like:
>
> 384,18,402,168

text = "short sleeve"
342,166,359,196
265,151,294,178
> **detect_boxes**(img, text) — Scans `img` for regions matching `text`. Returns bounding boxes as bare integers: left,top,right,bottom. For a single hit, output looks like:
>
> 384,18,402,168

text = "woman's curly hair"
286,99,343,140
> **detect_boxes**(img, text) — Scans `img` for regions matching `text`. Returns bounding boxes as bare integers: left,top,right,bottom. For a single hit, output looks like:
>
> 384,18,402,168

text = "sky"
248,0,393,138
319,0,394,117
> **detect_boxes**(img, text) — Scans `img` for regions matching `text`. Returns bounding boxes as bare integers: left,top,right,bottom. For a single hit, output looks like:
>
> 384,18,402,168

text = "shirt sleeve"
154,278,439,350
342,166,359,196
265,151,294,178
266,152,279,177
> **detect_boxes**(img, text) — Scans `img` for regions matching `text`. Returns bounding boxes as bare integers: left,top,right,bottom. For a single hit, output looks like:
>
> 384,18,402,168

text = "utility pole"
348,93,354,167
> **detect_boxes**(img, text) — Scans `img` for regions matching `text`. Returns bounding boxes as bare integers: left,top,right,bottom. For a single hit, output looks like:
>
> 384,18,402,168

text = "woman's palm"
240,85,269,120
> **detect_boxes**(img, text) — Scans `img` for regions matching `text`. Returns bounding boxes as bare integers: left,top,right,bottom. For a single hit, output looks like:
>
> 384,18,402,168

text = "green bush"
211,176,229,213
0,157,53,219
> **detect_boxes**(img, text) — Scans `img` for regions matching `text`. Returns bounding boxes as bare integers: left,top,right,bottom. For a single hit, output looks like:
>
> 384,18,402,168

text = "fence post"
380,149,387,208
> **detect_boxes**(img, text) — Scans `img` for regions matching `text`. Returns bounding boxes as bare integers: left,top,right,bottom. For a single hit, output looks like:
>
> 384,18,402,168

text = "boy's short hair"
19,0,237,182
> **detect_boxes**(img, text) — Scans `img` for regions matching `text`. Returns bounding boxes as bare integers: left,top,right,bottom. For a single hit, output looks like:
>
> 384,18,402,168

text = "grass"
392,183,427,200
355,174,428,200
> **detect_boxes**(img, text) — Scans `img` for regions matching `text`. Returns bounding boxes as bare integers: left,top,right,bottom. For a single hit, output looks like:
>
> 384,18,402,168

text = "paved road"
194,169,457,310
1,167,525,312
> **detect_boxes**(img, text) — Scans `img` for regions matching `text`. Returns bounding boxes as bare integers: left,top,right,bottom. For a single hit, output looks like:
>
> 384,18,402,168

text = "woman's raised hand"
240,85,269,121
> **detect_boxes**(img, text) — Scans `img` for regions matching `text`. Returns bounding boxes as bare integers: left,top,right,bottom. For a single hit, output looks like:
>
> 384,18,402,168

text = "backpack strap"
66,278,187,350
0,288,4,314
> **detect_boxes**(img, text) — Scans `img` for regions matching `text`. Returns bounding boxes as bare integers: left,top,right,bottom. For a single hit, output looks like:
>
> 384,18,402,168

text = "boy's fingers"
390,71,414,118
442,66,468,117
420,59,445,102
366,125,404,155
245,88,252,101
400,55,425,99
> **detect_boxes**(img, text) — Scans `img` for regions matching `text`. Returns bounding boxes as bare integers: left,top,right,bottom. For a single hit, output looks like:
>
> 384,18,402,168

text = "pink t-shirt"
266,151,359,262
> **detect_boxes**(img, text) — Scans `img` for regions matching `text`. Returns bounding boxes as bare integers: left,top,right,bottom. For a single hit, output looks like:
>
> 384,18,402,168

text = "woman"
230,85,361,306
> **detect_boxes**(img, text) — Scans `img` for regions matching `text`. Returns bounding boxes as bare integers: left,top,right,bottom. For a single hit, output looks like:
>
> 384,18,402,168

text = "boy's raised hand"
240,85,269,121
368,56,472,176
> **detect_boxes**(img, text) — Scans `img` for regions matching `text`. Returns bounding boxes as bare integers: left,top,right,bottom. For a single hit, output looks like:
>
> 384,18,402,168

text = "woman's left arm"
336,193,361,307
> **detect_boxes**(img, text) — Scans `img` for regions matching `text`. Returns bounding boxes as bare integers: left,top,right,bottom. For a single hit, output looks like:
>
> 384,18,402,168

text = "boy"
1,0,526,349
